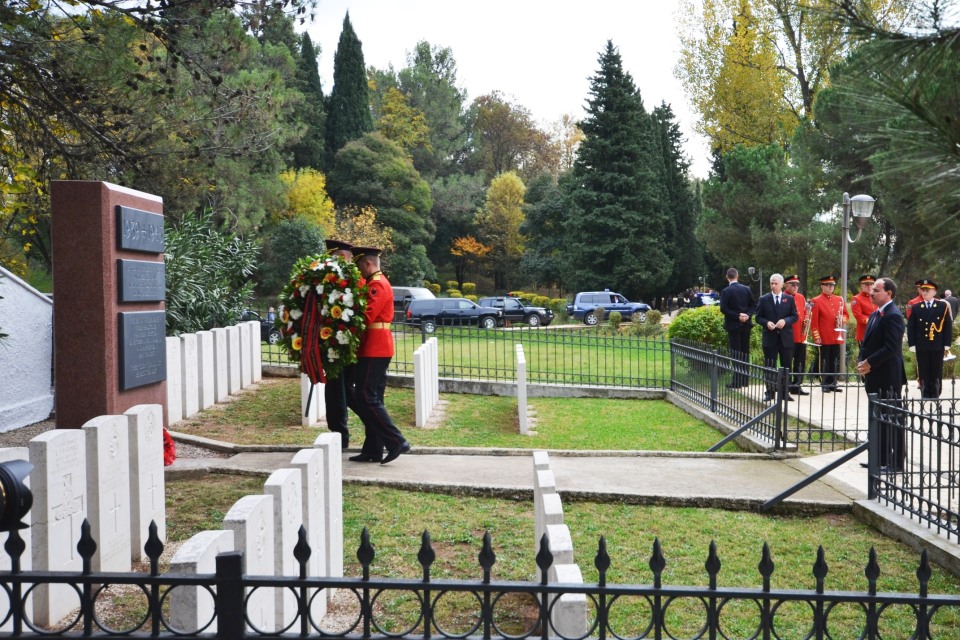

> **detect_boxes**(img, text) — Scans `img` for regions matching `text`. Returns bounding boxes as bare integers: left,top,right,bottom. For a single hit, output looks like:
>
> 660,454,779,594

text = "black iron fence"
2,521,958,639
868,394,960,543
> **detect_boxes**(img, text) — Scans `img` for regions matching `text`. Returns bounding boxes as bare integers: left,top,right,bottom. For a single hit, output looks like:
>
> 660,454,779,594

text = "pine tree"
325,13,373,164
564,41,670,301
289,32,327,170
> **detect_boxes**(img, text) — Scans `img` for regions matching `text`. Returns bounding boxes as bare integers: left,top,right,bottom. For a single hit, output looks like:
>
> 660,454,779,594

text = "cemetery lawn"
173,377,739,452
166,478,960,636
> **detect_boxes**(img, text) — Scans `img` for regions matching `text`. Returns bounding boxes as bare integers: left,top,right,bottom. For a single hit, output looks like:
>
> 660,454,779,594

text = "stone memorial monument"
51,181,168,427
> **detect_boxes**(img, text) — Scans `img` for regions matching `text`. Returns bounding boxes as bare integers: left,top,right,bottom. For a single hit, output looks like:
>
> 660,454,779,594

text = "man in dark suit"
755,273,798,401
719,267,757,388
907,278,953,398
857,277,907,471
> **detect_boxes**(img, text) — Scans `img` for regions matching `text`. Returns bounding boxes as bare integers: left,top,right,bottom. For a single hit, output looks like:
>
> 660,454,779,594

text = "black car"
477,296,554,327
405,298,504,333
393,286,436,321
242,310,283,345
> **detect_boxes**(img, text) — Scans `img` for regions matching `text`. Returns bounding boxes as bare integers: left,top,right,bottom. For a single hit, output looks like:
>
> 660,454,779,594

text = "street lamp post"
839,192,877,373
748,266,763,298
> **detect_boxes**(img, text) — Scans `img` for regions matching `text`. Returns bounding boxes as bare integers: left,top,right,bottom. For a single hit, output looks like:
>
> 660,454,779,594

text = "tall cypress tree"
564,41,670,301
289,32,327,170
325,13,373,164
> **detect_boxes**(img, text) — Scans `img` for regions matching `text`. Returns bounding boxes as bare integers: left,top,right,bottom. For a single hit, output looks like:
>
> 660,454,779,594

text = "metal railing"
2,521,957,639
868,394,960,542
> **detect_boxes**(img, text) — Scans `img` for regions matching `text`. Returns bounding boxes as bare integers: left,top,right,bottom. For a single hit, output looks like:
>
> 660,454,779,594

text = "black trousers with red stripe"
348,356,405,456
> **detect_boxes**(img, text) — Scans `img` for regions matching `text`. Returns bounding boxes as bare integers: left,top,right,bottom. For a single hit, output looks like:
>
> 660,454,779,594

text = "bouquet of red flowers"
276,254,368,381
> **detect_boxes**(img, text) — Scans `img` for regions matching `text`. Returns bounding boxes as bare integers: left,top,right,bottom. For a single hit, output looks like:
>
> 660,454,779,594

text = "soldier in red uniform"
346,247,410,464
809,275,849,392
851,275,878,347
905,280,923,319
784,275,810,395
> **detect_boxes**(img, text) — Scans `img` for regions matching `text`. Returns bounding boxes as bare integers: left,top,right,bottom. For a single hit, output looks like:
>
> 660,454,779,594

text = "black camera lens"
0,460,33,532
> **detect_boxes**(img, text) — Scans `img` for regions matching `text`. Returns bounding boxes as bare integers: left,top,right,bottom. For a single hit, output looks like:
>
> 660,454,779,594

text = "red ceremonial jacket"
905,294,922,319
810,293,849,345
850,291,878,343
788,291,807,344
358,271,395,358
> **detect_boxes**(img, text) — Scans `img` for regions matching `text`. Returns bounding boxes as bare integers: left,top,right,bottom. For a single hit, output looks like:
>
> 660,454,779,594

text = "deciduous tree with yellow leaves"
474,171,525,291
277,168,336,234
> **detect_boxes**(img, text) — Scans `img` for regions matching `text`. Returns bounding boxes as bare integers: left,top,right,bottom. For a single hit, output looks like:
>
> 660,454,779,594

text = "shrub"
428,282,441,295
446,280,459,290
646,309,662,325
608,310,623,330
465,294,478,303
165,210,258,335
462,282,477,295
667,306,726,348
532,295,550,307
447,289,462,298
551,298,568,317
630,319,665,337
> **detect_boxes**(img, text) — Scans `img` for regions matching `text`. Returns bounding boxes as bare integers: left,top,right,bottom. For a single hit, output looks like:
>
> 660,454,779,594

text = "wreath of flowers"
276,254,368,381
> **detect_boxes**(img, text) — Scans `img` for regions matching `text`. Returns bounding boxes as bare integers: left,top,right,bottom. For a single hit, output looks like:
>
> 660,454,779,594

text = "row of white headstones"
0,404,344,632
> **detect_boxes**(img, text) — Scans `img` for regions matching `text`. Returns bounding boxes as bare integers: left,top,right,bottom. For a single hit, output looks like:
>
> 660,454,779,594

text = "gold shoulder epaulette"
371,273,382,281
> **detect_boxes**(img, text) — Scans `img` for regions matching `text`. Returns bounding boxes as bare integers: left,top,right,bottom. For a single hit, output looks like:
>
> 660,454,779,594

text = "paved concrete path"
168,438,863,513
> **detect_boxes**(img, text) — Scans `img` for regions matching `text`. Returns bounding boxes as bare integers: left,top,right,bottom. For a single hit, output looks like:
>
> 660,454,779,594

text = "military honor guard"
907,279,953,398
851,275,878,347
784,275,810,395
347,246,411,464
905,280,923,319
323,239,355,449
809,275,849,392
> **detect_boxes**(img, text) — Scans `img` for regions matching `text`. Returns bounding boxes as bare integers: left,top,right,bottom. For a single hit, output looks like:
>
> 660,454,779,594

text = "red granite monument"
51,181,168,427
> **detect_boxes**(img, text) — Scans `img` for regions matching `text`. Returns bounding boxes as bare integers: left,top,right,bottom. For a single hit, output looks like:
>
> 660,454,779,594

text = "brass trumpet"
802,300,814,346
834,301,846,343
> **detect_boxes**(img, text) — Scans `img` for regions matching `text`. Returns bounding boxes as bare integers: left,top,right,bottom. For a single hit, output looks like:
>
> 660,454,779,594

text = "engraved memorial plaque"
119,311,167,390
118,259,165,302
117,206,164,253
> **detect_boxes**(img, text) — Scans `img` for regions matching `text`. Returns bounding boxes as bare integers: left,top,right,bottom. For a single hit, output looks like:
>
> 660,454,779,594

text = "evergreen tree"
521,173,572,293
652,102,701,297
289,32,327,170
564,41,670,301
325,13,373,165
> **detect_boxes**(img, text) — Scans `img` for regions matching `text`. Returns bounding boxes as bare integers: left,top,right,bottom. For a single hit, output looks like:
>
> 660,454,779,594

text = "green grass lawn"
166,479,960,638
174,377,737,451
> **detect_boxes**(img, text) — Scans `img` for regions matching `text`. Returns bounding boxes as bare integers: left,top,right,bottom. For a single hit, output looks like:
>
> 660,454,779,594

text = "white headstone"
414,346,427,427
180,332,199,418
166,337,183,424
0,448,32,632
264,468,302,630
28,429,86,626
312,433,343,601
301,374,322,427
516,344,528,434
550,564,587,637
226,325,241,395
125,404,166,562
211,327,229,403
290,448,327,620
196,330,216,410
248,320,262,382
223,494,275,632
238,322,252,388
169,529,235,633
83,415,132,573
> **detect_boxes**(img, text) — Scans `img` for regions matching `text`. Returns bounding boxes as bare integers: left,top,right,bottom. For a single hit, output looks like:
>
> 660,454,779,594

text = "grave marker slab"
196,331,215,410
180,333,199,418
264,468,302,629
125,404,166,562
169,530,235,633
210,328,229,403
83,415,132,573
239,322,252,388
28,430,86,626
226,326,241,395
223,494,275,632
166,337,183,424
290,448,327,620
313,433,343,601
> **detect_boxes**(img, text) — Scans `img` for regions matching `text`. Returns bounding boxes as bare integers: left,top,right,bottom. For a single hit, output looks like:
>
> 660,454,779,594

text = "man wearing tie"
857,277,907,471
719,267,757,388
756,273,798,401
907,278,953,398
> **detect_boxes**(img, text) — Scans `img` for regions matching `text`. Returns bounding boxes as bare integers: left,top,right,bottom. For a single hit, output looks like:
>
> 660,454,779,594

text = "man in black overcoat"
907,278,953,399
857,277,907,471
719,267,757,388
755,273,798,401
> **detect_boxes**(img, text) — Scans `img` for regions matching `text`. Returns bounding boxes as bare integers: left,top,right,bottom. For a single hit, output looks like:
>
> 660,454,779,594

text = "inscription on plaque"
119,311,167,390
117,206,164,253
118,260,165,302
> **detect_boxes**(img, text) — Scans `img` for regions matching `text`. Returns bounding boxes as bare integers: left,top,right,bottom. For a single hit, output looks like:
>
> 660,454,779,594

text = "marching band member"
851,275,878,348
809,275,848,392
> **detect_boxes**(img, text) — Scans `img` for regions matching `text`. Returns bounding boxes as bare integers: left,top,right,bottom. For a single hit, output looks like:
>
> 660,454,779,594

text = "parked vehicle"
566,290,651,325
405,298,504,333
477,296,554,327
241,310,283,345
690,292,719,307
393,286,436,321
